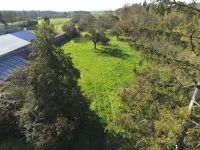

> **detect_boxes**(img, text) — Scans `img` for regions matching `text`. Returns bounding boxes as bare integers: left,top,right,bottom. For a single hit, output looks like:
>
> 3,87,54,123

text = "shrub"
62,23,80,39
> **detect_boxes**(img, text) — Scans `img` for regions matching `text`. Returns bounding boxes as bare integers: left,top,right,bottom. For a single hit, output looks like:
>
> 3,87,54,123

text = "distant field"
63,35,148,126
9,17,70,33
42,17,71,32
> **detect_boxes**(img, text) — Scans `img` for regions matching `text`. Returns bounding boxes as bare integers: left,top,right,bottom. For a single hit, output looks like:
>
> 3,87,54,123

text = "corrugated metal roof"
0,34,30,57
0,30,36,58
0,51,28,83
0,30,36,83
10,30,36,42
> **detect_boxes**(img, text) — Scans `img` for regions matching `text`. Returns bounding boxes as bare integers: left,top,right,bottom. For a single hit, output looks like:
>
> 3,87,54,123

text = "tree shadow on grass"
73,38,81,43
96,46,130,59
71,107,130,150
72,109,106,150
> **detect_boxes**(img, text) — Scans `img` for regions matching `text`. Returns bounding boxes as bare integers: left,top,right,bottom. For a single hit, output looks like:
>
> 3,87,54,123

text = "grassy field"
49,18,70,32
39,17,70,32
9,17,70,32
62,36,148,126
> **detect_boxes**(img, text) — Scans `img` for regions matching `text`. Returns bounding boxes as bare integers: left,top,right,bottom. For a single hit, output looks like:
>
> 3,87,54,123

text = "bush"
62,23,80,39
0,68,29,138
17,19,38,29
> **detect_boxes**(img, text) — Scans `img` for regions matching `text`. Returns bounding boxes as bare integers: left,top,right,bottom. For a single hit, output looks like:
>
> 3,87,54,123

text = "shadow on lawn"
96,46,130,59
73,38,81,43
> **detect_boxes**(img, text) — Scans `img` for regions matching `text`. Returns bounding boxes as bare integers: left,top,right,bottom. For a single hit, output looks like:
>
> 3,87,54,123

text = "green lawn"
62,36,148,126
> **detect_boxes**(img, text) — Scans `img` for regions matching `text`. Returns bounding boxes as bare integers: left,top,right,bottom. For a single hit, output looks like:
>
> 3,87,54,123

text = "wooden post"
188,81,200,114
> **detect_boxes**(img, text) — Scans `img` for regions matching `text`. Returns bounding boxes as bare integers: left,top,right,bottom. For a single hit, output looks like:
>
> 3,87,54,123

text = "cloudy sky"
0,0,198,11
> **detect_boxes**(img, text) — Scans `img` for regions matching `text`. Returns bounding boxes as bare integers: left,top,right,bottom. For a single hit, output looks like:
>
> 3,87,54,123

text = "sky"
0,0,199,11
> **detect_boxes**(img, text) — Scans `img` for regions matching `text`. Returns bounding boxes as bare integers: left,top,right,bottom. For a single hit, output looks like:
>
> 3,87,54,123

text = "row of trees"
0,11,66,23
105,1,200,149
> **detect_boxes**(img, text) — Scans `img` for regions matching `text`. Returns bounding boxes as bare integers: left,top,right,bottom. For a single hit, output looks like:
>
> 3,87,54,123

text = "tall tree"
20,18,87,149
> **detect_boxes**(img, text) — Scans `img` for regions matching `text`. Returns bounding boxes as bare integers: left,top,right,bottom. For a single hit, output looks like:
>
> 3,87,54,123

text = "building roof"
10,30,36,42
0,30,36,83
0,30,36,58
0,51,29,83
0,34,30,57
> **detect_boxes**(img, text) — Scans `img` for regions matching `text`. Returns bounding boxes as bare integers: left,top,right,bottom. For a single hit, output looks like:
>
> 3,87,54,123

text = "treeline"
0,11,66,23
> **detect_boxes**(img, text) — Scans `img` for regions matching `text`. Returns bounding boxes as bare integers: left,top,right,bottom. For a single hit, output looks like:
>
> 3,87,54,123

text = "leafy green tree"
72,11,95,31
62,22,80,38
98,12,119,29
85,29,110,49
115,67,190,149
20,18,87,149
0,68,28,138
111,23,122,39
161,12,180,31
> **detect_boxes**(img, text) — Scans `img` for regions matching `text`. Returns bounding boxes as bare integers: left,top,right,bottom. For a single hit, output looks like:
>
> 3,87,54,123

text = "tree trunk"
189,32,194,51
93,42,97,49
188,84,200,113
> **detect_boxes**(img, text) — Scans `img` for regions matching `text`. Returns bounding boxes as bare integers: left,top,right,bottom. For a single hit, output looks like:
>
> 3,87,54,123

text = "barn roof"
0,34,30,57
0,51,29,83
10,30,36,42
0,31,36,58
0,30,36,83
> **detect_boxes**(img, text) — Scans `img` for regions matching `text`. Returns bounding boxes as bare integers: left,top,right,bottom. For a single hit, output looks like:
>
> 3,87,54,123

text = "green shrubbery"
62,23,80,39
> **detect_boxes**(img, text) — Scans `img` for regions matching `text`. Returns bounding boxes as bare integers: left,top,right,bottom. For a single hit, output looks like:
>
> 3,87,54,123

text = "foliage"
111,23,122,39
62,22,80,38
0,137,33,150
85,30,110,49
97,12,119,29
111,1,200,149
72,12,95,31
17,19,37,29
114,67,190,149
19,19,87,149
0,68,29,138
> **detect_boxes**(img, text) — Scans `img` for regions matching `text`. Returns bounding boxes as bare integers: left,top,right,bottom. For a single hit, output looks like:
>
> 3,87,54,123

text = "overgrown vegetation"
1,0,200,149
109,0,200,149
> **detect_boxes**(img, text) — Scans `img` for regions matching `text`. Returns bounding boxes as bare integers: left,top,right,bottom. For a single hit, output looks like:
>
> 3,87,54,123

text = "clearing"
62,35,148,125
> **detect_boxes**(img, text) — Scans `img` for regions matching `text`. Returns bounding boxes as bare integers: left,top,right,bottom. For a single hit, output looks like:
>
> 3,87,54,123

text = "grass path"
63,36,148,125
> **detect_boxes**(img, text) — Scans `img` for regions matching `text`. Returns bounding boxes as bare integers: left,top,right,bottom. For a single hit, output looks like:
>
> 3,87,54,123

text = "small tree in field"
111,23,122,39
85,29,110,49
20,18,87,149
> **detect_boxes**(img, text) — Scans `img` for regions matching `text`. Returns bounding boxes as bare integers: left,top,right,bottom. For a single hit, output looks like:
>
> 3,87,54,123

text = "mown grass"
62,36,148,126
